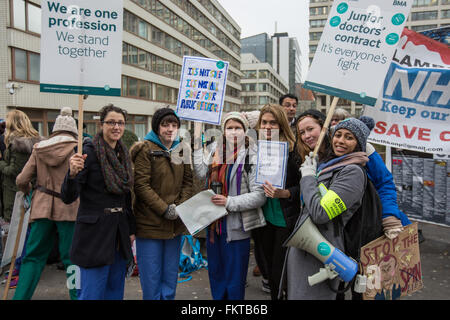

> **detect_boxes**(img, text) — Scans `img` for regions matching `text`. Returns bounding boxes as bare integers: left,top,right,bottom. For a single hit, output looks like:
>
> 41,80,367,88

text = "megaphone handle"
308,264,339,286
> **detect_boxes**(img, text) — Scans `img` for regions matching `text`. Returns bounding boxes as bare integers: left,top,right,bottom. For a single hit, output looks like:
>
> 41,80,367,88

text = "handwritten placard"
176,56,229,125
360,222,423,300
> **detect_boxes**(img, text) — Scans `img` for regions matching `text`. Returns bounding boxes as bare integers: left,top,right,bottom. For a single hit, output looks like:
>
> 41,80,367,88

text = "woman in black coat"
61,104,135,300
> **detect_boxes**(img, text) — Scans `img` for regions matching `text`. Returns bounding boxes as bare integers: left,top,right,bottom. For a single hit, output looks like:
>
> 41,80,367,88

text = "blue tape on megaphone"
324,248,358,282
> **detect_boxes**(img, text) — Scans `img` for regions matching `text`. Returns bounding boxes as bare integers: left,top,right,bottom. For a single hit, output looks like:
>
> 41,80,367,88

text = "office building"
240,53,288,111
1,0,242,138
242,32,303,95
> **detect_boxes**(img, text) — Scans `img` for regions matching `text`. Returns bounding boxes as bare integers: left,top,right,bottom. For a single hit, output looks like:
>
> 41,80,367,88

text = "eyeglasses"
103,121,125,127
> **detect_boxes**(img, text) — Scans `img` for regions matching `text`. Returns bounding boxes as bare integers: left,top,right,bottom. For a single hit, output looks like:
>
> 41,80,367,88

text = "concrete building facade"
1,0,242,139
240,53,288,111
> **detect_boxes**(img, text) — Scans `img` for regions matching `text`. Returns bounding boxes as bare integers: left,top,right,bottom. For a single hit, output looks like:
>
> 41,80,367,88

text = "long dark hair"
295,115,331,163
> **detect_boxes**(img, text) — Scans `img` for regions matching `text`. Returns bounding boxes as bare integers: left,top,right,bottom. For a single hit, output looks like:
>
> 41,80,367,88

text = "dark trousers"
257,222,290,300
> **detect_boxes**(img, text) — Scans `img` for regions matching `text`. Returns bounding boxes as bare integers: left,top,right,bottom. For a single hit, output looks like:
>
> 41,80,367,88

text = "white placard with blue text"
303,0,412,106
255,140,288,189
40,0,123,96
176,56,229,125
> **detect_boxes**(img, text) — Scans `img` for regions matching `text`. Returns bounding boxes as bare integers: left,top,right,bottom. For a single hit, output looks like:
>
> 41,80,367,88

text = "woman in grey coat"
285,118,371,300
193,112,266,300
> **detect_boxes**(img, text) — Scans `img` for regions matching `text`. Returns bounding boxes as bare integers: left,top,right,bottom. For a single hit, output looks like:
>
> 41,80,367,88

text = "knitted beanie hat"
358,115,375,132
53,107,78,135
151,107,180,134
221,111,249,132
333,117,370,152
241,111,260,129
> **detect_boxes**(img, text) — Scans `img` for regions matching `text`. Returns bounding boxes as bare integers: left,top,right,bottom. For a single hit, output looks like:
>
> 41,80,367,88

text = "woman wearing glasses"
61,104,136,300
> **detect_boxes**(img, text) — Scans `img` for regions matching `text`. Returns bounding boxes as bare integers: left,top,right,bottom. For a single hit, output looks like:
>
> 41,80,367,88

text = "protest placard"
1,193,30,268
363,28,450,155
176,56,229,125
304,0,412,106
40,0,123,96
255,140,288,189
360,222,423,300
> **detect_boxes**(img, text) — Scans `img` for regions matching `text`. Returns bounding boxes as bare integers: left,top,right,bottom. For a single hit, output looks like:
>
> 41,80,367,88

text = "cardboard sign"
40,0,123,96
304,0,412,105
363,28,450,155
176,56,229,125
360,222,423,300
255,140,288,189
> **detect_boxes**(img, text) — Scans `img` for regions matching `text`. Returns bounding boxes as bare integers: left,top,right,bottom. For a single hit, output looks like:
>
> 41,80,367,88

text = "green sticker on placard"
216,61,225,69
336,2,349,14
386,33,399,45
329,16,341,27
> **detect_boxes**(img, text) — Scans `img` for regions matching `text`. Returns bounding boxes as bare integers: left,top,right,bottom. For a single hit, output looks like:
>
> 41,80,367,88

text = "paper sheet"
177,189,227,236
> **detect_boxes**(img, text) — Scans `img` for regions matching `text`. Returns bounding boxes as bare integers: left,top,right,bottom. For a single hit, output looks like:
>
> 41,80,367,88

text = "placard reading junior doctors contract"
304,0,412,106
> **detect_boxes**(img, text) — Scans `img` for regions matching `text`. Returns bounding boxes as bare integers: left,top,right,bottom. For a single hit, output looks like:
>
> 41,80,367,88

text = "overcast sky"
217,0,310,81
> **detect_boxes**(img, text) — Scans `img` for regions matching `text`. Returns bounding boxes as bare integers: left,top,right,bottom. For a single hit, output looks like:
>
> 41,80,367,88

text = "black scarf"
93,133,133,195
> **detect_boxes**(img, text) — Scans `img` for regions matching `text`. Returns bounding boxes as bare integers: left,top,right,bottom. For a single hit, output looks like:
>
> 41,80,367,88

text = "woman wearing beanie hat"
192,112,266,300
130,107,192,300
14,107,78,300
52,107,78,136
284,117,370,300
298,113,410,230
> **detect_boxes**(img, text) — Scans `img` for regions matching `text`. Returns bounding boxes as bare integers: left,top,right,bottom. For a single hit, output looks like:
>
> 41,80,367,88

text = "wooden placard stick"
77,94,84,155
312,96,339,158
2,204,26,300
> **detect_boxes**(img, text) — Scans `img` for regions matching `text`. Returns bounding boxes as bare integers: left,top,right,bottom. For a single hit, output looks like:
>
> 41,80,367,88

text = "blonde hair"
256,104,295,152
5,110,39,146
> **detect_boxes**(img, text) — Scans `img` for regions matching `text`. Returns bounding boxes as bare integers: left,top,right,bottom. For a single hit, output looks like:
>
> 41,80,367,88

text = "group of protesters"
0,93,411,300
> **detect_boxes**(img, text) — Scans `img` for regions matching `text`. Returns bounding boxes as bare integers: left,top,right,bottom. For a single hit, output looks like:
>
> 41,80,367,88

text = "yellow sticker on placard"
320,188,347,220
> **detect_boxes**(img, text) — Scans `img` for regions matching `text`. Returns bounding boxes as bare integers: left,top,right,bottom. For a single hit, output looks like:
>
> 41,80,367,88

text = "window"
411,11,438,21
310,19,327,28
442,10,450,19
310,32,323,41
12,47,40,82
412,0,438,7
11,0,41,34
122,76,152,101
310,6,328,16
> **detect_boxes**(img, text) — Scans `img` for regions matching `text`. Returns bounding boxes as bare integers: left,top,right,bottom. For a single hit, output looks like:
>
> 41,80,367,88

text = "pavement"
1,221,448,300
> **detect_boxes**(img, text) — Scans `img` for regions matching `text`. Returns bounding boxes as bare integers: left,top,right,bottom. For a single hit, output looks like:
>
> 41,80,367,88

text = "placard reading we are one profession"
255,140,288,189
303,0,412,106
176,56,229,125
40,0,123,96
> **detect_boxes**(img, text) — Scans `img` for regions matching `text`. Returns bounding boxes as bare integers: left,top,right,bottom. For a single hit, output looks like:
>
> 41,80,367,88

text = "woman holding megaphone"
285,116,371,300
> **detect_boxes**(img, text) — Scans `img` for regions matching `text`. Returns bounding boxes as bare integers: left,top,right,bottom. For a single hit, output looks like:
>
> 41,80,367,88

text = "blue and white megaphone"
285,216,358,286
